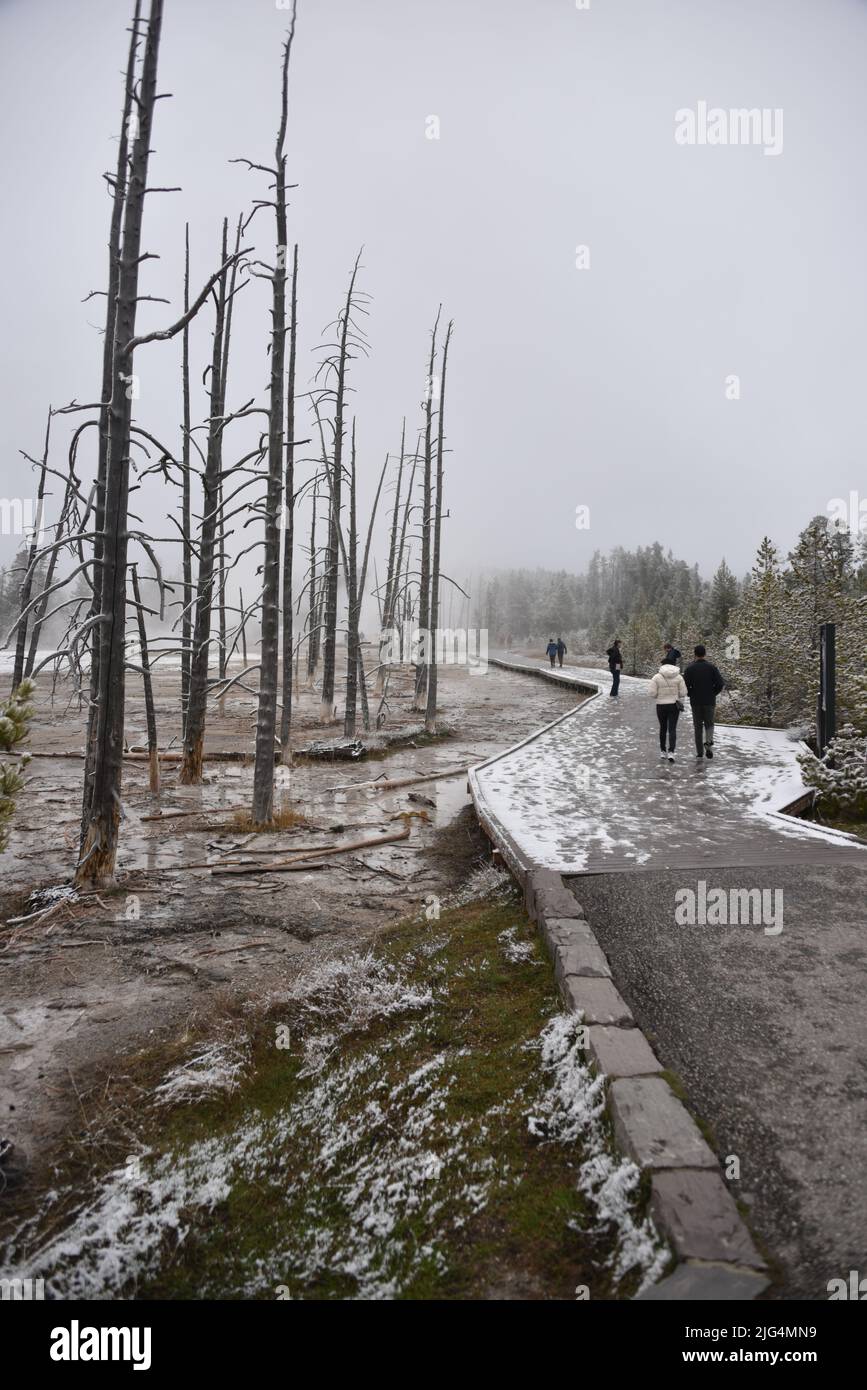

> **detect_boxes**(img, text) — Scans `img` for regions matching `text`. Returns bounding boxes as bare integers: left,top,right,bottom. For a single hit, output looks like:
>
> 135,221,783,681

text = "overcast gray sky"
2,0,866,589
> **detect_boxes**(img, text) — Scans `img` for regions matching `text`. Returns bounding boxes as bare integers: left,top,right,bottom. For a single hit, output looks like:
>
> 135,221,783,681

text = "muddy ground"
0,652,583,1193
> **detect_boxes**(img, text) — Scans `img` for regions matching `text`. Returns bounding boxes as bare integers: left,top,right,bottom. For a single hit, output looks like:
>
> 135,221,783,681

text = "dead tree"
130,564,159,792
180,221,193,733
77,0,166,886
215,215,244,716
375,421,405,695
318,250,364,724
354,451,388,732
23,450,80,679
343,421,360,736
413,309,441,708
180,221,230,785
425,319,453,733
12,408,51,689
305,472,319,679
280,242,299,759
251,14,296,825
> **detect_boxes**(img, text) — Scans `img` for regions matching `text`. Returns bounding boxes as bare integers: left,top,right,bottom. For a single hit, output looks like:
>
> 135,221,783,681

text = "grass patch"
5,888,666,1301
806,812,867,844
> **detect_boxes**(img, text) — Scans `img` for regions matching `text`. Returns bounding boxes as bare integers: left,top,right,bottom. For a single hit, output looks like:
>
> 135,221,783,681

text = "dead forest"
2,0,460,890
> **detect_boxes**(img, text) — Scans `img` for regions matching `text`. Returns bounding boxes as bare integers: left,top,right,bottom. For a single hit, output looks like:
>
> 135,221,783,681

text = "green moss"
25,893,661,1302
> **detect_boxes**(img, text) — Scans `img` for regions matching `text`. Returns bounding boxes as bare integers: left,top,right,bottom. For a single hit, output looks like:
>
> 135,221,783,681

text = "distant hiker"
663,641,682,668
606,639,623,697
648,660,688,763
546,638,558,668
683,644,725,759
556,636,567,668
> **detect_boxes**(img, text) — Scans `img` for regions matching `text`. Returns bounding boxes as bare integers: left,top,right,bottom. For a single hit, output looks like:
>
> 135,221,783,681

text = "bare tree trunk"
319,251,362,723
414,310,440,708
180,220,230,785
239,587,248,664
217,486,227,714
425,320,453,734
375,422,405,695
306,474,318,680
24,459,79,679
215,215,242,719
280,243,298,758
180,221,192,735
251,17,296,824
130,565,160,793
77,0,164,886
80,0,142,843
12,410,51,692
344,422,360,737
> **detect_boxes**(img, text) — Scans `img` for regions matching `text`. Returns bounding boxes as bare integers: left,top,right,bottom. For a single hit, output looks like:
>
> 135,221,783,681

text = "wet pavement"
471,655,867,1299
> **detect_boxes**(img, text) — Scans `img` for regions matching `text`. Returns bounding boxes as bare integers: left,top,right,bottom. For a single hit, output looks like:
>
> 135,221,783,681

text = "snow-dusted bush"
798,724,867,819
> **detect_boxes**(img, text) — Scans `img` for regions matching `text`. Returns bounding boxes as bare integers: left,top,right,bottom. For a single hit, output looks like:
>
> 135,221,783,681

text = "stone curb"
525,866,768,1298
529,863,768,1299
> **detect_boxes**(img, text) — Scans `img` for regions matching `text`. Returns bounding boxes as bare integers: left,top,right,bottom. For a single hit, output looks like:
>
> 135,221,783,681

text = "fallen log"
296,738,366,761
163,842,341,871
140,806,248,823
326,765,471,795
210,824,411,876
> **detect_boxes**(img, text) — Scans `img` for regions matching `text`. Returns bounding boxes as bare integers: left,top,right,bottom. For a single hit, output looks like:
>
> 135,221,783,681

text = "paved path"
474,657,867,874
471,656,867,1298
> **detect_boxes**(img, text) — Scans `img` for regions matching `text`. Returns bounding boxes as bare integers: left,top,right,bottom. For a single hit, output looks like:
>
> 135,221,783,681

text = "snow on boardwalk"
470,657,867,875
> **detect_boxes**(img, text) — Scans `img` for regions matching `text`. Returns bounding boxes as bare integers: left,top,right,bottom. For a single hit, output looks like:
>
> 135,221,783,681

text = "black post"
817,621,836,754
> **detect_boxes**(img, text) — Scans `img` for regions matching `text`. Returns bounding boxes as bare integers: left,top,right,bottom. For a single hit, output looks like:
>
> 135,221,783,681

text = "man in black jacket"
683,644,725,759
606,639,623,697
663,641,681,668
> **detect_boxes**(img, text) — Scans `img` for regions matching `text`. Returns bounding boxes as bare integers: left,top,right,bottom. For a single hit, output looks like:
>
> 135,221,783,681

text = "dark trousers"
549,653,556,667
656,703,679,751
609,666,620,696
691,702,715,753
557,653,564,667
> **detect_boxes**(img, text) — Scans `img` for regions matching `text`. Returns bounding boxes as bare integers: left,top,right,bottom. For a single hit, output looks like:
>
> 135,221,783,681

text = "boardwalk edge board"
469,657,771,1301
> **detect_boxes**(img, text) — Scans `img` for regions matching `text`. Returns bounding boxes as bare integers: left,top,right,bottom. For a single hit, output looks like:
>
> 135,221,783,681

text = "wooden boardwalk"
470,656,867,875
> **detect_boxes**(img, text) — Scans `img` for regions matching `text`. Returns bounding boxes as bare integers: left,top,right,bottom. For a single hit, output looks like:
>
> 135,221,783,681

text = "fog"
2,0,867,589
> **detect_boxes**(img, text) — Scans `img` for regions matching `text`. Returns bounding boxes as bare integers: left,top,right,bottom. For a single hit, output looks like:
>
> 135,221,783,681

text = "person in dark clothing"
683,644,725,758
556,637,567,668
545,638,558,668
606,639,623,697
663,641,682,668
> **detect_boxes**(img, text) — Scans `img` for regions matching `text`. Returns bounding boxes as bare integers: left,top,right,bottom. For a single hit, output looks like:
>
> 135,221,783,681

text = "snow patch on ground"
154,1038,250,1107
498,925,537,964
528,1014,668,1292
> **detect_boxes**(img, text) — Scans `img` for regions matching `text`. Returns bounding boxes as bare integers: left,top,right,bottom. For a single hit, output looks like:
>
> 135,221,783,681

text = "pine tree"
729,538,804,725
705,558,740,637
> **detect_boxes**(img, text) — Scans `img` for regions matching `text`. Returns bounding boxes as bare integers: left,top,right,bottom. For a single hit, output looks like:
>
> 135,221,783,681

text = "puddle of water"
433,775,471,827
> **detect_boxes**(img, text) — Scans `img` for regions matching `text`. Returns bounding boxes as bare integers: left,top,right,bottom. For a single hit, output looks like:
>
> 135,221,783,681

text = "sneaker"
705,744,714,759
668,753,675,762
695,751,704,759
659,750,667,760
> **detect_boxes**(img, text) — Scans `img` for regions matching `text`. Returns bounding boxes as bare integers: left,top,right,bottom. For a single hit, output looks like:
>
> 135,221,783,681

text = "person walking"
648,659,687,762
663,640,682,668
556,636,567,668
546,638,558,668
683,644,725,759
606,639,623,697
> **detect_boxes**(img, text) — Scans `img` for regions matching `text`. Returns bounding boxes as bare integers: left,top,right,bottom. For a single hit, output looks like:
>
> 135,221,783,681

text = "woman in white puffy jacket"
647,662,688,762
